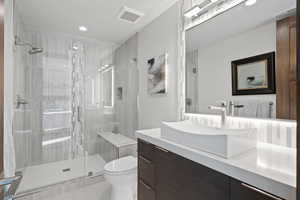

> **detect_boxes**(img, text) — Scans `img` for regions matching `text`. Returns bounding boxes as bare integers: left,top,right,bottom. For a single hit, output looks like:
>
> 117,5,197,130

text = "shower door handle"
77,106,81,122
16,95,28,109
0,174,22,200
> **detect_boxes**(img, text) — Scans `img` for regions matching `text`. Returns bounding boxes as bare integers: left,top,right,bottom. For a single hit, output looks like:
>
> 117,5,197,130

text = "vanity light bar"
185,0,247,30
184,0,220,18
184,6,202,18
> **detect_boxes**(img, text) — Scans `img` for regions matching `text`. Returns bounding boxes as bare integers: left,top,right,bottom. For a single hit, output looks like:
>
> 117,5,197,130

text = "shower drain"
62,168,71,172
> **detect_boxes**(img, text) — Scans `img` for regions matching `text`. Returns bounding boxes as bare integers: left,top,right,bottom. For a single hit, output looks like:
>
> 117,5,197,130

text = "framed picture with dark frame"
231,52,276,96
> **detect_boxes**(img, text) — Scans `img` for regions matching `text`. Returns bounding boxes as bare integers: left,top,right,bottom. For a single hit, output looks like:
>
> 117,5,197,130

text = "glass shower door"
12,35,88,194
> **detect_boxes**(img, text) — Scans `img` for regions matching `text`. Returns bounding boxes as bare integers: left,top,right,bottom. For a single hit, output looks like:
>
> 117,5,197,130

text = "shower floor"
16,154,106,194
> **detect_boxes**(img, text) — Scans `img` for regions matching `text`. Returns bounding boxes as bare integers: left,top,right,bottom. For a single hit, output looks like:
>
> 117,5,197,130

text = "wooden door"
276,15,297,120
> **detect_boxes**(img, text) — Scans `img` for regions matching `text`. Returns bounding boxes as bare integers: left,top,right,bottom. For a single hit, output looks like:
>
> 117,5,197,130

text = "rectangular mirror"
185,0,296,120
99,66,114,108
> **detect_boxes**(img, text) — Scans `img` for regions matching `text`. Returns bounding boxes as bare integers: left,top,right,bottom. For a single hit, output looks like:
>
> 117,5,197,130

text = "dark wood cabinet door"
138,139,155,161
138,155,155,187
138,180,155,200
230,179,284,200
138,141,283,200
138,140,156,200
153,146,182,200
154,146,230,200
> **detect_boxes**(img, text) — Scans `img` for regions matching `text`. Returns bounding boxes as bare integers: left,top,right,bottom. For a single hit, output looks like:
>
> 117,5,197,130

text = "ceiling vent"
118,6,144,24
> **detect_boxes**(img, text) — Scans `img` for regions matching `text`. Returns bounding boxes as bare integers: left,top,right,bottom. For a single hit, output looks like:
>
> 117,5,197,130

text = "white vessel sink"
161,121,257,158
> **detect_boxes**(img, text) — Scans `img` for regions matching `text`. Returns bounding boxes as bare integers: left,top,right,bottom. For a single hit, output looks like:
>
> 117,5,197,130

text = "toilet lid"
104,156,137,174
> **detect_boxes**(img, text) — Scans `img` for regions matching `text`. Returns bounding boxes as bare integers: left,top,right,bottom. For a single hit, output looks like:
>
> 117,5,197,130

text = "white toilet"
104,156,138,200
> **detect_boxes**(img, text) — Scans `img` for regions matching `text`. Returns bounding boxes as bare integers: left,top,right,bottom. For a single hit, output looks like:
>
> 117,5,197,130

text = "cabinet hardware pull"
139,156,151,164
241,183,282,200
139,180,152,190
155,146,169,153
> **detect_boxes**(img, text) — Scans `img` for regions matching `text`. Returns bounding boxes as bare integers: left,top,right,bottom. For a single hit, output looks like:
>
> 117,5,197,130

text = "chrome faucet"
208,101,227,127
16,95,28,109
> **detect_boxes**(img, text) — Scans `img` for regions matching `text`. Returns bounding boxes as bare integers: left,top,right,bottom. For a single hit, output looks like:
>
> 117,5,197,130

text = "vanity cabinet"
138,139,230,200
138,139,285,200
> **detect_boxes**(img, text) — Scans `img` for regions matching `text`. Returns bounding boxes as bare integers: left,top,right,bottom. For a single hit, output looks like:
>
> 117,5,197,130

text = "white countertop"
98,132,137,148
136,128,296,200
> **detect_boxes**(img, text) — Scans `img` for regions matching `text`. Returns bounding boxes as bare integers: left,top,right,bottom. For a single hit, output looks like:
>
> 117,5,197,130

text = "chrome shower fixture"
130,58,137,63
14,36,44,55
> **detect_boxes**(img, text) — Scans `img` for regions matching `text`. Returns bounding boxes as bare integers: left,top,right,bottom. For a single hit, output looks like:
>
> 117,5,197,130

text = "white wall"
114,34,138,139
137,2,180,129
4,0,16,177
195,21,276,114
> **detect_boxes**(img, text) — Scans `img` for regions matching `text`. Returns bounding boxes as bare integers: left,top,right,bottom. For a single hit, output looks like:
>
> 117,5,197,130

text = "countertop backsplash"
183,113,297,148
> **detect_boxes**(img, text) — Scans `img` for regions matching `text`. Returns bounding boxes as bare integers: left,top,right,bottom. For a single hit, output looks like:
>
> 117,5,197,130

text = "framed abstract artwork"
147,54,167,95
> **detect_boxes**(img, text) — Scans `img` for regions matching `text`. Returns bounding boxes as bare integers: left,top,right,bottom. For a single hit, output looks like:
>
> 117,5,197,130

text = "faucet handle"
216,100,227,107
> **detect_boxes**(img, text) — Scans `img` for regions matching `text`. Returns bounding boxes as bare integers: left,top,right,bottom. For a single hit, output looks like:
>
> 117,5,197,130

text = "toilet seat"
104,156,137,175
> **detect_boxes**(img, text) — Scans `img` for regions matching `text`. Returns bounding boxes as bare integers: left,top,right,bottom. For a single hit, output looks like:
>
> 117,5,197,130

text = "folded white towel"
257,101,273,118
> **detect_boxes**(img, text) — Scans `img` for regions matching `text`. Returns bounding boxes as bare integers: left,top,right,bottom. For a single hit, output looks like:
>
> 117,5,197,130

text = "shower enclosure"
12,16,118,195
10,0,139,196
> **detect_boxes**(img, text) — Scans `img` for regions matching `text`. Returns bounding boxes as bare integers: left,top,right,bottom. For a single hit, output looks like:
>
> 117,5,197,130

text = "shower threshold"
16,154,106,195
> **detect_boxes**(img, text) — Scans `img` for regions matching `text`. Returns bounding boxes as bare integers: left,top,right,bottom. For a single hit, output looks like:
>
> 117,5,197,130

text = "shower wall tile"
113,34,138,139
13,28,118,169
184,113,297,148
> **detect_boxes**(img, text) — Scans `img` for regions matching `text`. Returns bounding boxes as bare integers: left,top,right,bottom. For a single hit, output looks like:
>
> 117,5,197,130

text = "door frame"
0,0,4,176
297,0,300,199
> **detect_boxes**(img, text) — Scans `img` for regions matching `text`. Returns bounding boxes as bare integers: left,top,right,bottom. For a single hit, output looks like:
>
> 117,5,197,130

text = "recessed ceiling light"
79,26,88,32
245,0,257,6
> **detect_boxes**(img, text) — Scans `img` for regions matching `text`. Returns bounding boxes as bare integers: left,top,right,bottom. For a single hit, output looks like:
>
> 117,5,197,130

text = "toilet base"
110,183,137,200
104,156,138,200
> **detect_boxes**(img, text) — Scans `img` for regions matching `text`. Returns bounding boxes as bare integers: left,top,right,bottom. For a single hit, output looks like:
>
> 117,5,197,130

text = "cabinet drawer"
155,145,230,200
231,179,284,200
138,179,155,200
138,155,155,187
138,139,154,160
